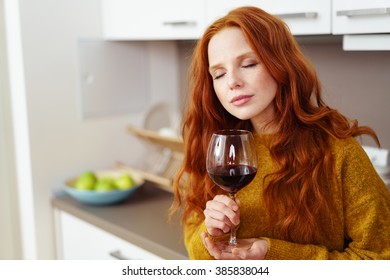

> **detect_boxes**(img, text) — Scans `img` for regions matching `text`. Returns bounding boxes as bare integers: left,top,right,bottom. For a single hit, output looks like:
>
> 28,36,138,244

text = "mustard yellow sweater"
184,135,390,259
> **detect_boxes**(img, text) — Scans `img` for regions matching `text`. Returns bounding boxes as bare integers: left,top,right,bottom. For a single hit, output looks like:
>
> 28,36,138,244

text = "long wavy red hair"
171,6,378,243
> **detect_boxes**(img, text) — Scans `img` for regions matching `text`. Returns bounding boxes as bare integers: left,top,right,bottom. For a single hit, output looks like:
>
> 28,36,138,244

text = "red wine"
208,164,257,193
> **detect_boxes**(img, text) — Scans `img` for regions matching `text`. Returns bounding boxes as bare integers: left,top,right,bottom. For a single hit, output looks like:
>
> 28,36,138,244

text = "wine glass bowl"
206,129,258,252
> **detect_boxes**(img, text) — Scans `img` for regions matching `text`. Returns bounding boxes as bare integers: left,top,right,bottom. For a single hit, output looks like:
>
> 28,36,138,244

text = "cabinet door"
333,0,390,34
57,211,162,260
102,0,206,40
206,0,331,35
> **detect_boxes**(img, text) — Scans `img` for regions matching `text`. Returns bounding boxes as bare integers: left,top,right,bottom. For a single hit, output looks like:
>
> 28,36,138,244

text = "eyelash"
243,63,257,68
213,63,258,80
214,74,224,80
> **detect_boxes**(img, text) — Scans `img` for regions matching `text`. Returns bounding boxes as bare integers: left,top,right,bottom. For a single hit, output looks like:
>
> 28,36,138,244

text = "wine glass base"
215,240,252,254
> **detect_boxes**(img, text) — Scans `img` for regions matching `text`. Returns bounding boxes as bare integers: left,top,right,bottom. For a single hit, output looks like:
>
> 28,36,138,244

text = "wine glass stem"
228,192,238,246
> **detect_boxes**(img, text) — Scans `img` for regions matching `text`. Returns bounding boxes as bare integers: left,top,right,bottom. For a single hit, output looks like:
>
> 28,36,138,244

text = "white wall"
301,42,390,149
0,0,22,259
7,0,179,259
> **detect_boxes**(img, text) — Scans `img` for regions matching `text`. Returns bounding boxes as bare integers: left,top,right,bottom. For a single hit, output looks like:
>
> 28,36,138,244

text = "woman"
171,6,390,260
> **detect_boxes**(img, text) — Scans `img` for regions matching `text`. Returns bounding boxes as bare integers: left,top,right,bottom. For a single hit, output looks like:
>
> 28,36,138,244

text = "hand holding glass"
206,129,258,252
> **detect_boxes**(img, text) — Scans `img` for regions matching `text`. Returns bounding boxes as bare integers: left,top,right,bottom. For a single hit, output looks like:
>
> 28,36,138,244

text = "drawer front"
333,0,390,34
58,211,162,260
206,0,331,35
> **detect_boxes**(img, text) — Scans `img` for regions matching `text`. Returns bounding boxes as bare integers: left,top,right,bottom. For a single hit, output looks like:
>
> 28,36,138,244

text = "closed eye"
243,63,258,68
213,72,225,80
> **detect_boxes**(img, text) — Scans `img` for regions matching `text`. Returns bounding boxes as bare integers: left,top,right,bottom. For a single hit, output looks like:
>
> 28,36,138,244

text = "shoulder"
329,136,368,164
329,136,378,188
329,136,388,199
329,136,362,151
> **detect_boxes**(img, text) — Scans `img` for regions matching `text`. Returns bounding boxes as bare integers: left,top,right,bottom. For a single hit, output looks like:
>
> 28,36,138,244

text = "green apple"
114,174,135,190
94,177,116,192
74,171,97,190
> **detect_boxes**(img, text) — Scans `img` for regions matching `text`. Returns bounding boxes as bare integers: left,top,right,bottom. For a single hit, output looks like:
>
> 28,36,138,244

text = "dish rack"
114,126,184,193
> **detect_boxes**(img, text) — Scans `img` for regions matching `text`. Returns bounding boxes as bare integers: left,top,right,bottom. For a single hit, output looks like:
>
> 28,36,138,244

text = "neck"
251,119,277,135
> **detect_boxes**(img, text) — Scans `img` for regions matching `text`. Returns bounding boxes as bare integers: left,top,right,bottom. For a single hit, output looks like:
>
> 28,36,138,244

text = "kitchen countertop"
51,183,188,260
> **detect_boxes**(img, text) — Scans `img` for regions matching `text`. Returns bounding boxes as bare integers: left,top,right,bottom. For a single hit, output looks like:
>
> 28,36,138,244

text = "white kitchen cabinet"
342,34,390,50
333,0,390,34
333,0,390,50
55,211,163,260
101,0,206,40
206,0,332,35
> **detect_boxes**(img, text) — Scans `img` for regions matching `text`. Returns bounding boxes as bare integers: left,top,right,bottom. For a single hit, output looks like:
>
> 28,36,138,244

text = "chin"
233,112,254,121
226,107,257,121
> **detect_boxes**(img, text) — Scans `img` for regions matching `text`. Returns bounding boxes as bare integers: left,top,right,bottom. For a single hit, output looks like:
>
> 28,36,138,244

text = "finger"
201,233,245,260
204,208,234,227
211,243,243,260
231,239,267,260
200,232,208,248
218,251,240,260
204,205,239,227
204,216,230,235
230,239,253,259
204,208,233,232
206,198,240,226
204,217,227,236
232,248,248,259
201,232,220,258
213,195,239,211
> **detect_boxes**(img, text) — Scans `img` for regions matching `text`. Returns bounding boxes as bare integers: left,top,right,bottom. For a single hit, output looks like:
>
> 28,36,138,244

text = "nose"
227,70,243,89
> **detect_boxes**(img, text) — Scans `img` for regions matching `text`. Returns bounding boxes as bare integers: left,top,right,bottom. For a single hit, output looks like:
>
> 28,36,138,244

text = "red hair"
171,6,378,243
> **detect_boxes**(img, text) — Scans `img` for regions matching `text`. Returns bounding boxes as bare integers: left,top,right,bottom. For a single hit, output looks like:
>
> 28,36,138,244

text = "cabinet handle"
162,21,197,27
336,8,390,17
109,250,131,260
274,12,318,19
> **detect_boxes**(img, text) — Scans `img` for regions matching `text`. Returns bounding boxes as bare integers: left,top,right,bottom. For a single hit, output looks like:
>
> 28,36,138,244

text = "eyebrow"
208,51,257,73
208,63,222,74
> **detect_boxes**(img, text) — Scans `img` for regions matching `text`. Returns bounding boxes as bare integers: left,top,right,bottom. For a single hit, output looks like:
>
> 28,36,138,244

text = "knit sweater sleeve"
184,212,235,259
264,138,390,260
183,213,213,259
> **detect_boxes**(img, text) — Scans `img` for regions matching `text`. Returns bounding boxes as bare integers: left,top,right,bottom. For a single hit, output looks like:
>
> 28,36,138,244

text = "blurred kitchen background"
1,0,389,259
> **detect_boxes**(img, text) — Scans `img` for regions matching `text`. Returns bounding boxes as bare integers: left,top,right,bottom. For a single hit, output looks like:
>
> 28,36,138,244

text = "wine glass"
206,129,258,252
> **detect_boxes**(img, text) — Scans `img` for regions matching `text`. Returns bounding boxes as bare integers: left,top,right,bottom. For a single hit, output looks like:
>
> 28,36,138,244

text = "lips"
230,95,253,106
